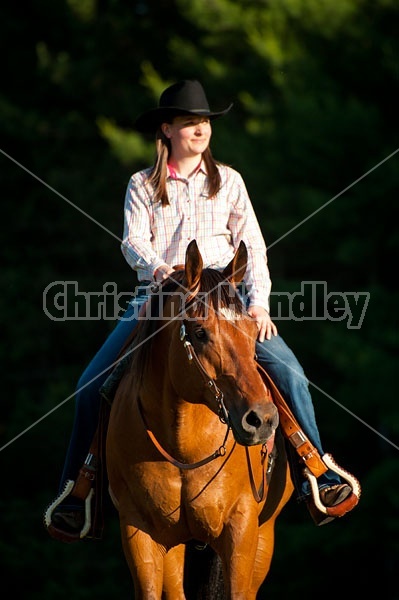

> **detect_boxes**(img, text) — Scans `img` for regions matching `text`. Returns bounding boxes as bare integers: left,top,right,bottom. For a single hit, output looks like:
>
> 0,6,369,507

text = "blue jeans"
58,288,341,503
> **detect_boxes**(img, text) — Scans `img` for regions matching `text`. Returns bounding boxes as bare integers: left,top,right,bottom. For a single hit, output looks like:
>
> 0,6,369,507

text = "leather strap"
70,429,99,500
245,436,275,503
68,401,109,540
256,362,328,478
138,395,232,469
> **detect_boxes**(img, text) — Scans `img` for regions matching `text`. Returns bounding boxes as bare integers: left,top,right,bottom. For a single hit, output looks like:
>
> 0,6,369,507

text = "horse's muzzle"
231,402,279,446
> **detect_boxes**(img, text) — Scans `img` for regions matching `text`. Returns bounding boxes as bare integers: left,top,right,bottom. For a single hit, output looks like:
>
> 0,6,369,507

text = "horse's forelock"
189,269,245,318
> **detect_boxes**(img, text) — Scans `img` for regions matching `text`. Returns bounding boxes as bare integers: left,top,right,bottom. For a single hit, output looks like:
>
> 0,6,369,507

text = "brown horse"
106,240,294,599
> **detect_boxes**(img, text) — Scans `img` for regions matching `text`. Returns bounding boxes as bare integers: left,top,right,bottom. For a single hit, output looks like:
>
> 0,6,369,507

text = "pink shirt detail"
167,161,202,180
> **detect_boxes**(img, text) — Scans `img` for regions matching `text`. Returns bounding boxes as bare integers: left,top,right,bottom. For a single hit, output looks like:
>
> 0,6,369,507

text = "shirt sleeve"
227,169,272,312
120,172,166,280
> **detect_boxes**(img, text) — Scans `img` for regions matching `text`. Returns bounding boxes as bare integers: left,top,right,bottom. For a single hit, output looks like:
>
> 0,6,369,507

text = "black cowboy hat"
134,79,233,133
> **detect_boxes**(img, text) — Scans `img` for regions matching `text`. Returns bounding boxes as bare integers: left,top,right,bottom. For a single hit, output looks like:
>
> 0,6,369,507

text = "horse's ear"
184,239,203,294
222,241,248,284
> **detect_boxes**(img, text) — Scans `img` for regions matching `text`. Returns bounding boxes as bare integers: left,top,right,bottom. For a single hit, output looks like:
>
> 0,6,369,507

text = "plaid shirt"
121,163,272,310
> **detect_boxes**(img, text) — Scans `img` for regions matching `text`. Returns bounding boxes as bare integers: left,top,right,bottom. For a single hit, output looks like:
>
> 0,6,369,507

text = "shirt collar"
167,159,206,180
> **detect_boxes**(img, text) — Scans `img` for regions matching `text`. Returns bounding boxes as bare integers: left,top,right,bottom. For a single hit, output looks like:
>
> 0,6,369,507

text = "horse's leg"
251,451,294,594
119,521,164,600
162,544,186,600
249,519,276,595
214,514,259,600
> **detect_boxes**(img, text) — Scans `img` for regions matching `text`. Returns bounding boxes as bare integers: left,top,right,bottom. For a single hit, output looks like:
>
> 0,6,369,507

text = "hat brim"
134,104,233,133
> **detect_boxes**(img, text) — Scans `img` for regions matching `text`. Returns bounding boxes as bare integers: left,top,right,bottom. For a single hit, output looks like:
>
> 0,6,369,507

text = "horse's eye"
194,326,207,340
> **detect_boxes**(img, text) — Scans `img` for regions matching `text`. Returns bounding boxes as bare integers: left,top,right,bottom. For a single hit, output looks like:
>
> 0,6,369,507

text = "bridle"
137,320,231,471
136,298,275,503
179,322,230,425
179,321,275,502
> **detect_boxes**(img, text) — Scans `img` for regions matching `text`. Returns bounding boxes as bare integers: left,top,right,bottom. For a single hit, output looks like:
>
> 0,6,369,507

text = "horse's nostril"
245,411,262,429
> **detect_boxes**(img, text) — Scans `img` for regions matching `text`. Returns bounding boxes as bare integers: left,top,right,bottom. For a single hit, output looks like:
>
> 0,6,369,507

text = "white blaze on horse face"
219,307,243,321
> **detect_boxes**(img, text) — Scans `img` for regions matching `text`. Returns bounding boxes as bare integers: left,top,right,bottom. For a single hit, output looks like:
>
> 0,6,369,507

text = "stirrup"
304,453,361,517
43,479,94,543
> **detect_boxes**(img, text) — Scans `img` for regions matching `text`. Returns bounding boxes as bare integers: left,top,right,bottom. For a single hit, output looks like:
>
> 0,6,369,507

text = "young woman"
45,80,358,541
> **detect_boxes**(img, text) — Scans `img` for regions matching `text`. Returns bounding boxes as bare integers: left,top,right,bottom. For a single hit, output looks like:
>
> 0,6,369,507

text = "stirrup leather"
256,362,361,516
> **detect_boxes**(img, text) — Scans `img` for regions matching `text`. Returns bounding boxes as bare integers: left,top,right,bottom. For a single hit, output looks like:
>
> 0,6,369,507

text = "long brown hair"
148,127,222,206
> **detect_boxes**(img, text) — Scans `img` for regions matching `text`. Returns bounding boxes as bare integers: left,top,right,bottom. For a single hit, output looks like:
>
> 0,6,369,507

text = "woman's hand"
139,265,174,319
247,305,277,342
154,264,175,283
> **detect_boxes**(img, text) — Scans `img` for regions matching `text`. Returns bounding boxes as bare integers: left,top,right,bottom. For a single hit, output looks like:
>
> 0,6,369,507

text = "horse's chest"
138,465,241,537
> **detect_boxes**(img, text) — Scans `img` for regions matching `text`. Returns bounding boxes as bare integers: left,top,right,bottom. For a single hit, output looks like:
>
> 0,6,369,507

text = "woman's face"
161,115,212,159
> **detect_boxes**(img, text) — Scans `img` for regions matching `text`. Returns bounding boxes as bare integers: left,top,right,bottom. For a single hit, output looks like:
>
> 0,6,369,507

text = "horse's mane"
126,268,245,386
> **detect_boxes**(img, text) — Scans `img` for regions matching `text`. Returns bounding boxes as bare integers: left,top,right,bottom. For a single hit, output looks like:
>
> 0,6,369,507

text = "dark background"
1,1,398,598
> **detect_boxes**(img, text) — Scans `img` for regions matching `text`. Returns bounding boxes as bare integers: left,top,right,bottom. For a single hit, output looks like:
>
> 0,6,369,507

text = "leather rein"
137,320,274,503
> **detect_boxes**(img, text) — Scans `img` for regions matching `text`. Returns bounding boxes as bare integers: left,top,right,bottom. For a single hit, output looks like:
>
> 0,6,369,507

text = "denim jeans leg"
58,293,148,495
255,334,342,499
